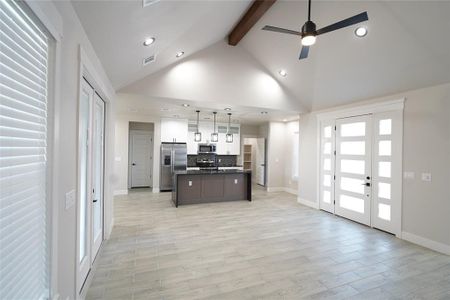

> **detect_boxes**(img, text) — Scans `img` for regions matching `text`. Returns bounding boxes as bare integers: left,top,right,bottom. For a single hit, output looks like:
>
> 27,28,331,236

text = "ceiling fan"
262,0,368,60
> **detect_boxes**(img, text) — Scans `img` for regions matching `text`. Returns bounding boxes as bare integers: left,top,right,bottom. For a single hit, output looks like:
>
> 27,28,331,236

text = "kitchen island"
172,170,251,207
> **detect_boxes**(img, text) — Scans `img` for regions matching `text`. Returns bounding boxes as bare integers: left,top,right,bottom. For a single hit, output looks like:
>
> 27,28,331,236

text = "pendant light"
194,110,202,142
211,112,218,142
226,113,233,143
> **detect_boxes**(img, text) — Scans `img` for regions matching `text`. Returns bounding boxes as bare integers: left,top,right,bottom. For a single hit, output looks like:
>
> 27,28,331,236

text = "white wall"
265,121,299,193
114,110,161,194
28,1,116,299
298,82,450,249
284,121,300,192
121,41,306,112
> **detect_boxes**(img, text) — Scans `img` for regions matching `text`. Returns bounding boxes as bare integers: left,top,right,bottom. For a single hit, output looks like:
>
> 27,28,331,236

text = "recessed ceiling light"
279,69,287,77
224,108,232,111
182,103,190,107
176,51,184,58
143,37,155,46
355,26,368,37
283,119,288,122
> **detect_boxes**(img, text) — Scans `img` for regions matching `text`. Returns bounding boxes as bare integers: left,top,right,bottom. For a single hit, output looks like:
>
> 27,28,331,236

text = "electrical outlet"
234,179,238,184
403,172,415,179
65,190,75,210
188,180,192,187
421,173,432,182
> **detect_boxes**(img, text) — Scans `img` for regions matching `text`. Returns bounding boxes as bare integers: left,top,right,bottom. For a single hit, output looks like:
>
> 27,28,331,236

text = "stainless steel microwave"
198,143,216,154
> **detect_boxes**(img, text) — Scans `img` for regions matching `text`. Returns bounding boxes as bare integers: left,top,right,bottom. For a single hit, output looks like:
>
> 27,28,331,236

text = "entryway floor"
86,188,450,299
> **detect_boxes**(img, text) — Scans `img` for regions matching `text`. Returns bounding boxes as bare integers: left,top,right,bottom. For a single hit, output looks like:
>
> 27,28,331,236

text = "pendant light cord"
308,0,311,21
196,110,200,132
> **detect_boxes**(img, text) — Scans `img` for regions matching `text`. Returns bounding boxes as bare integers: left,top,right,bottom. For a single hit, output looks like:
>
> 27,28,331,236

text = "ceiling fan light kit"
262,0,368,60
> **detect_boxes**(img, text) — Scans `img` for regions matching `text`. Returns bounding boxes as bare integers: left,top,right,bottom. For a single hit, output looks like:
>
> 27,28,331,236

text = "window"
0,0,52,298
292,131,299,179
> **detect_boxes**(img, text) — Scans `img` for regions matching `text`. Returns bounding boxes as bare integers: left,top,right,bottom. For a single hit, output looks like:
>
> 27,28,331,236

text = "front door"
334,115,372,225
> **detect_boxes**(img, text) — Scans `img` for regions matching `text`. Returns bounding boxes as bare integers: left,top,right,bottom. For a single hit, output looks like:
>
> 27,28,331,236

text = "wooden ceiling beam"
228,0,277,46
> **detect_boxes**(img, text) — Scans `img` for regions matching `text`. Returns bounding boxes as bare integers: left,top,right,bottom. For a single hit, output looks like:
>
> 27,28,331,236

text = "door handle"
93,199,98,203
132,163,136,166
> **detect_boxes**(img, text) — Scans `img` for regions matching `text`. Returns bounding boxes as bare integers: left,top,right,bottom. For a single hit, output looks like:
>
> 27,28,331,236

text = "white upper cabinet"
160,118,188,143
216,124,240,155
187,122,240,155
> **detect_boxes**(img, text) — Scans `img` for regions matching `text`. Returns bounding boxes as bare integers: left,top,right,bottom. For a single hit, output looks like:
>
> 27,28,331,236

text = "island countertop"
172,170,252,207
174,169,251,175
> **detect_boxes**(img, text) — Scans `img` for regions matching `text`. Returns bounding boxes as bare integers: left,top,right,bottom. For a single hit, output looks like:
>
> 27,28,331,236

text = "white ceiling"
71,0,252,89
116,93,300,125
241,0,450,110
73,0,450,113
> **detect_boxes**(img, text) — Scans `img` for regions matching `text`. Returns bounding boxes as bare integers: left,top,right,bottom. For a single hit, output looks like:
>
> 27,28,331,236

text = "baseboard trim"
401,231,450,255
284,187,298,195
266,187,298,195
297,197,319,209
113,189,128,196
152,187,160,193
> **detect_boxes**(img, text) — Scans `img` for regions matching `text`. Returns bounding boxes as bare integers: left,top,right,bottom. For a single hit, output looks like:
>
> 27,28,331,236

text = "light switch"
403,172,415,179
115,156,121,162
421,173,432,182
65,190,75,210
188,180,192,187
234,179,238,184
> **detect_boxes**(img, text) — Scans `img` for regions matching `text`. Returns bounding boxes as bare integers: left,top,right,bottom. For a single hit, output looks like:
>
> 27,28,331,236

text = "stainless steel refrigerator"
160,142,187,191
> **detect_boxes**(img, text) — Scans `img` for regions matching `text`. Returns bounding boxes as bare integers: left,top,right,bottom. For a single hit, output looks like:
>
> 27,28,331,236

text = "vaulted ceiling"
73,0,450,114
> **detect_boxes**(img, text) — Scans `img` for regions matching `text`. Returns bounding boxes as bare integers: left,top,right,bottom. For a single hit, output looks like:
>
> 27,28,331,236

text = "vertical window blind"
0,0,50,299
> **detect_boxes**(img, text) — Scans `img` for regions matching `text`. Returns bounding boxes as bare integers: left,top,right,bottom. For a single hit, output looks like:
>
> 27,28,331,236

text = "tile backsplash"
187,155,238,167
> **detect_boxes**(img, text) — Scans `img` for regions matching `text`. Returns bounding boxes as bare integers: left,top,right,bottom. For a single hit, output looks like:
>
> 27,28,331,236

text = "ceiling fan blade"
299,46,309,60
262,25,301,36
316,11,368,36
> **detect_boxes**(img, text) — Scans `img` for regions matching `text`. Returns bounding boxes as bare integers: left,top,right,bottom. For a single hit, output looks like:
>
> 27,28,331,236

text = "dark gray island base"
172,170,252,207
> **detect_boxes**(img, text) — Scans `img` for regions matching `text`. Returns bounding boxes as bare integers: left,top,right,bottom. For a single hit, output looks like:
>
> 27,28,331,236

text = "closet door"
334,115,372,226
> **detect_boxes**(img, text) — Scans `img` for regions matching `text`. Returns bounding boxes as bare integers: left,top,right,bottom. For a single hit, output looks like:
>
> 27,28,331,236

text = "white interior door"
91,94,105,260
256,138,266,186
78,79,93,291
130,132,153,187
335,115,372,226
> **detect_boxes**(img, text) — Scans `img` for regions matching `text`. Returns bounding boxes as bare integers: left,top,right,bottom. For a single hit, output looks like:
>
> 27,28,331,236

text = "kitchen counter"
172,170,251,207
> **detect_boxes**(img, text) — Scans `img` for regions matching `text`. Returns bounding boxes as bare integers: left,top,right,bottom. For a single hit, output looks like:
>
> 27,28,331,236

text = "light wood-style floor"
86,187,450,300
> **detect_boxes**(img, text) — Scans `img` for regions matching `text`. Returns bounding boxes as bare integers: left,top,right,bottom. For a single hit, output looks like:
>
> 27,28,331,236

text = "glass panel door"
91,93,105,260
334,115,372,225
78,79,93,289
319,121,336,213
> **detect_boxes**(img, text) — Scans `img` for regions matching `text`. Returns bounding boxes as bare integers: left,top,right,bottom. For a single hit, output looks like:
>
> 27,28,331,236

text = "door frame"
76,46,112,294
316,98,405,237
128,129,154,189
